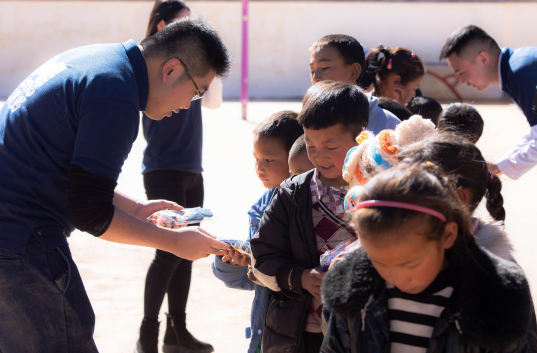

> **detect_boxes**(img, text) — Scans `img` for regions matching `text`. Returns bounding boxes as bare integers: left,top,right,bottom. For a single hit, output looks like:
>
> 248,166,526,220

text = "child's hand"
392,83,410,105
221,248,251,266
328,252,347,271
301,267,325,300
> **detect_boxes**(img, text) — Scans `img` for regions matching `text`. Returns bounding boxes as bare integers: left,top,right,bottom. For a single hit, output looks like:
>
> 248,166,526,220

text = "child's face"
304,124,357,187
253,135,290,189
289,151,314,176
360,222,458,294
309,46,361,86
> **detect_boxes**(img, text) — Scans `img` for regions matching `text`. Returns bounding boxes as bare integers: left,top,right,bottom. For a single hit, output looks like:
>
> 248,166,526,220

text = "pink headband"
354,200,447,223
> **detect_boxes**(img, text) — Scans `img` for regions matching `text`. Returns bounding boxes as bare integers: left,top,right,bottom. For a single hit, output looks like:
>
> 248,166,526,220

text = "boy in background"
407,96,443,125
211,111,307,353
308,34,400,133
251,81,369,353
378,97,413,122
288,135,314,176
438,102,484,144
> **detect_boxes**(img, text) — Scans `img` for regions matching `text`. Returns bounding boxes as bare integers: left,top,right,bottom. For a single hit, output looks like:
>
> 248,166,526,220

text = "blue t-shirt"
0,40,148,252
500,47,537,127
142,99,203,174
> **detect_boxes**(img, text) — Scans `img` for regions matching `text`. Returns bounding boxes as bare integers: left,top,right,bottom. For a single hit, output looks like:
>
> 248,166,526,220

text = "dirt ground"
2,101,536,353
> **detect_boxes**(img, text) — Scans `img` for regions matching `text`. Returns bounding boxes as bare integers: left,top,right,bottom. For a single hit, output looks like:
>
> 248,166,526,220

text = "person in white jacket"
440,25,537,180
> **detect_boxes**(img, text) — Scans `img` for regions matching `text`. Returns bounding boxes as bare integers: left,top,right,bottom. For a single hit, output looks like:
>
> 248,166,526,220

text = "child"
288,135,314,176
308,34,401,133
322,165,536,352
440,25,537,179
377,97,413,121
251,81,370,353
438,102,484,143
211,110,304,353
398,132,513,261
407,96,443,126
359,45,425,105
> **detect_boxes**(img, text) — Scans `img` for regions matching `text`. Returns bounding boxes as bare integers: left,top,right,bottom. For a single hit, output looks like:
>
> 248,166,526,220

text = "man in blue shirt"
440,25,537,180
0,17,230,352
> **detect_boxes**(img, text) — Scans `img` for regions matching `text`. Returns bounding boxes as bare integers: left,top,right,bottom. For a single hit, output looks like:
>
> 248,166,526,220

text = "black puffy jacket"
251,170,320,353
321,244,537,353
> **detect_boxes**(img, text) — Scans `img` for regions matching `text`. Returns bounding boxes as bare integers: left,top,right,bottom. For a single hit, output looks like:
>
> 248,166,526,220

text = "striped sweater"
386,269,455,353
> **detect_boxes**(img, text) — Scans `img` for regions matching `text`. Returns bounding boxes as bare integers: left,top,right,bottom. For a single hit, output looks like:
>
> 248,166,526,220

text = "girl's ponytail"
358,46,424,97
485,173,506,222
358,46,391,93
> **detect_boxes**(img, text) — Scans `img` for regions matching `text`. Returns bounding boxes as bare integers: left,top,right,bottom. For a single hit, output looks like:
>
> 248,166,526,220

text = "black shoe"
134,318,160,353
162,313,214,353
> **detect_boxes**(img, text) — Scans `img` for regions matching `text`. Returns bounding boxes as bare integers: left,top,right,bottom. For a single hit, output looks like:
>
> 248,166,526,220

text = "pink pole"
241,0,249,120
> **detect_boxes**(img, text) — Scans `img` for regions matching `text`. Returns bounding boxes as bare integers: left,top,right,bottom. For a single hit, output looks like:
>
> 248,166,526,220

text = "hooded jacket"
251,170,319,353
321,243,537,353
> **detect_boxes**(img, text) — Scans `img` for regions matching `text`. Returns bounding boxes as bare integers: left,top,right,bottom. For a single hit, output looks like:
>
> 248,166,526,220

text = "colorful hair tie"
342,116,436,189
411,52,416,59
354,200,447,223
387,58,393,70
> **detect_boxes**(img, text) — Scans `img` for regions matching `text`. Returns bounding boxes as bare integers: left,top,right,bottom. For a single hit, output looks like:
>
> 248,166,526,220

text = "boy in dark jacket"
250,81,370,353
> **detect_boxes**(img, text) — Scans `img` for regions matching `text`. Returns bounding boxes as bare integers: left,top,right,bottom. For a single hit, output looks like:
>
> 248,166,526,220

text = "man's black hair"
378,97,413,122
254,111,303,154
407,96,443,126
438,103,484,142
298,81,369,138
141,16,231,78
439,25,500,61
310,35,365,83
289,134,307,158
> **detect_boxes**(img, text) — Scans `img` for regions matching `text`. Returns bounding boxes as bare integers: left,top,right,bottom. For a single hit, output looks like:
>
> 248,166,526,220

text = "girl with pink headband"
321,165,536,353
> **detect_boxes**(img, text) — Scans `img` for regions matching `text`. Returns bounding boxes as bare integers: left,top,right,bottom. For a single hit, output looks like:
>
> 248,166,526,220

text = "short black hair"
378,97,413,122
141,17,231,78
438,103,484,142
407,97,443,126
254,111,303,153
439,25,500,61
289,134,307,158
298,81,369,138
310,35,365,83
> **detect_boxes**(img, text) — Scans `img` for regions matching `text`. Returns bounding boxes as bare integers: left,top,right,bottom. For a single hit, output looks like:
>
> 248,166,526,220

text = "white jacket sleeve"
496,125,537,180
201,76,223,109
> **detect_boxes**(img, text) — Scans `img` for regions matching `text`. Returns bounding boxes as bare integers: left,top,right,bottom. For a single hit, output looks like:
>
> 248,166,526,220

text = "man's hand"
168,226,230,261
221,248,251,266
301,267,325,300
133,200,184,226
487,162,503,177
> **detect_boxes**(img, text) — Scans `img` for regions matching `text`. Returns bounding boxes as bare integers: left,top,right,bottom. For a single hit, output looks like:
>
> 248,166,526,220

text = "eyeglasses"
177,58,203,101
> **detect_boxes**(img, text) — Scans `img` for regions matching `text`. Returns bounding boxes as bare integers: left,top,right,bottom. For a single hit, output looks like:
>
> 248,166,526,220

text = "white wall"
1,1,537,100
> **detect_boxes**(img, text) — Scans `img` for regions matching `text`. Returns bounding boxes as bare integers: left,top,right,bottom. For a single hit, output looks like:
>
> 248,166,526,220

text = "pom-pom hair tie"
411,52,416,59
354,200,447,223
387,58,393,70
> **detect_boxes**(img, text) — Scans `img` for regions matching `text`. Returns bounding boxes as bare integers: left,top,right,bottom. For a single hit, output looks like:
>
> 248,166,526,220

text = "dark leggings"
142,170,204,323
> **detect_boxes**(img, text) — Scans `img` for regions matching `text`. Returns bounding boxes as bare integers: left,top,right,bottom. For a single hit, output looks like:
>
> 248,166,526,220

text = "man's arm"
99,205,226,261
494,125,537,180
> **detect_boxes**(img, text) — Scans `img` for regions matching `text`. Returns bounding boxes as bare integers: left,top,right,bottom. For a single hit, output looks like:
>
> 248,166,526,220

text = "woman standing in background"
136,1,222,353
